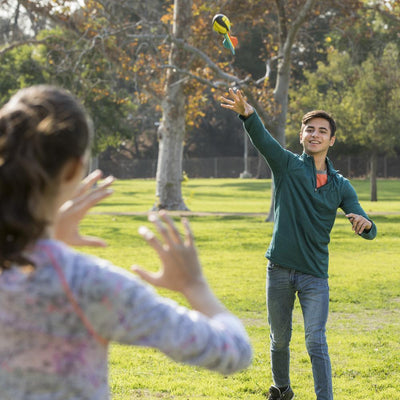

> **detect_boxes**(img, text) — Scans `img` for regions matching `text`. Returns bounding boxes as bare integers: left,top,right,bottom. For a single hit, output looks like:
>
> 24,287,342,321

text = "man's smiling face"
299,117,336,157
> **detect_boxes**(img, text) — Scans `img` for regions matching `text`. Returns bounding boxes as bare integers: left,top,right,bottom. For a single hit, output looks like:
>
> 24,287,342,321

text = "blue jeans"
267,262,333,400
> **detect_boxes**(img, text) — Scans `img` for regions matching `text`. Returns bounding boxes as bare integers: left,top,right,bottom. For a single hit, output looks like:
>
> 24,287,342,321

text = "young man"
220,88,377,400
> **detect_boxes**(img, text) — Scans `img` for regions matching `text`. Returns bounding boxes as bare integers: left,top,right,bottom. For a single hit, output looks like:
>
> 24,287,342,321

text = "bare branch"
176,39,241,84
158,63,252,90
158,65,218,89
279,0,318,70
242,88,277,134
275,0,288,48
365,3,400,25
0,37,50,56
18,0,79,33
255,56,281,85
127,33,242,85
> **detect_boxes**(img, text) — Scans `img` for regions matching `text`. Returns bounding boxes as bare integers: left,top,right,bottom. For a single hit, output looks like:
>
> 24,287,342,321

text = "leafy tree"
288,0,400,201
288,44,400,201
0,44,47,104
0,3,142,157
350,43,400,200
42,0,325,212
332,0,400,64
286,49,358,150
154,0,192,210
33,27,139,155
2,0,378,213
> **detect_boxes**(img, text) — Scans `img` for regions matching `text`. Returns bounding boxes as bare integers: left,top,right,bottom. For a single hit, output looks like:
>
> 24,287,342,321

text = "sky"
0,0,85,37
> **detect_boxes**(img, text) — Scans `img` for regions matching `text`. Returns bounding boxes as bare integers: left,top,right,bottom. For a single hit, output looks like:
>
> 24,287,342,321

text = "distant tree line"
0,0,399,205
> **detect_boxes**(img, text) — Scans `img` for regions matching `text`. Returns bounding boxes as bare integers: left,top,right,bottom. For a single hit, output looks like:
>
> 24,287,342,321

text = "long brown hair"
0,85,93,269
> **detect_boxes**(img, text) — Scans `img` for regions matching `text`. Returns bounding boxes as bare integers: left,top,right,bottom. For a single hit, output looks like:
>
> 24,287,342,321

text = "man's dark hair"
301,110,336,138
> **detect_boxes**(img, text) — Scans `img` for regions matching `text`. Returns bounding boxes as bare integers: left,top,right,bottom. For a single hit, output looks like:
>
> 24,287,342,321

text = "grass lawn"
81,178,400,399
92,178,400,214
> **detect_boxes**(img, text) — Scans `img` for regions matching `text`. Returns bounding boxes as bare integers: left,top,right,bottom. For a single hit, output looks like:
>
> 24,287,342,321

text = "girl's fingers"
131,265,159,286
138,226,165,255
182,218,194,247
149,212,183,246
82,169,103,184
159,212,183,245
96,175,115,189
74,235,108,248
76,169,103,196
60,186,113,218
79,186,114,208
148,214,171,246
141,212,193,257
76,171,114,198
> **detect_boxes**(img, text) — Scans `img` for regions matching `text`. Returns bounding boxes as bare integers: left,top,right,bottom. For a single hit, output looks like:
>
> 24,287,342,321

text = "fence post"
384,155,387,178
347,156,351,178
240,132,252,178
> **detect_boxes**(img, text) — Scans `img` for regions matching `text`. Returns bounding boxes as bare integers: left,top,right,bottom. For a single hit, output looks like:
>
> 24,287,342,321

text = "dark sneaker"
267,385,294,400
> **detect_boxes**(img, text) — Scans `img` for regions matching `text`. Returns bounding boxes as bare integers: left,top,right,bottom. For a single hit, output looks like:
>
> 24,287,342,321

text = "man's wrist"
240,107,254,120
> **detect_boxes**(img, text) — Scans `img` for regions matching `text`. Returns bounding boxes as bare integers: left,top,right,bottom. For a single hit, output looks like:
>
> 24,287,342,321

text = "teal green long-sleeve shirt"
242,112,377,278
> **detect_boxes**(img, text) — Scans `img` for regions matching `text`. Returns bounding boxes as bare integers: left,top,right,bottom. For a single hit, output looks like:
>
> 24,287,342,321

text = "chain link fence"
99,155,400,180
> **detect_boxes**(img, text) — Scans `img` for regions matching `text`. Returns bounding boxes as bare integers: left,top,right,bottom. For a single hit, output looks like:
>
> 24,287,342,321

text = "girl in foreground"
0,85,252,399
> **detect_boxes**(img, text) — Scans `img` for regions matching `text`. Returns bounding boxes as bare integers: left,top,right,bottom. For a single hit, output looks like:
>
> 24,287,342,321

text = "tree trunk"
265,41,290,222
370,151,378,202
240,131,252,178
266,0,316,222
265,0,317,221
89,154,99,173
153,0,191,210
347,156,352,178
383,155,387,178
265,47,289,222
265,176,275,222
255,153,263,179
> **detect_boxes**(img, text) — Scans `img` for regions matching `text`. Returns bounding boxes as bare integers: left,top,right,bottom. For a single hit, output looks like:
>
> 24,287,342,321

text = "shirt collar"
301,152,338,175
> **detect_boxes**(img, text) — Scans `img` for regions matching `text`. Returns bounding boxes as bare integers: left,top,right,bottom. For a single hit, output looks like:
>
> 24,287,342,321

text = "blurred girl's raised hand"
132,212,226,317
54,169,114,247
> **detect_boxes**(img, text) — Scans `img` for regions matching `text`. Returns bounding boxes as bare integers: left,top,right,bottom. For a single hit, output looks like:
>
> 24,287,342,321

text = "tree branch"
158,63,253,90
18,0,80,32
127,33,242,84
280,0,318,71
365,3,400,25
0,37,50,56
255,56,281,85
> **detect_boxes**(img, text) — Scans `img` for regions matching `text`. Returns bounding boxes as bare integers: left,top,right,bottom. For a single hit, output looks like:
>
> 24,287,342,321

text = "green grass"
80,178,400,399
92,178,400,214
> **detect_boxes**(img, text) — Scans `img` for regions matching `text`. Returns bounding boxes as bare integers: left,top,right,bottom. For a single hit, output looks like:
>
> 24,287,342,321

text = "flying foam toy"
212,14,238,55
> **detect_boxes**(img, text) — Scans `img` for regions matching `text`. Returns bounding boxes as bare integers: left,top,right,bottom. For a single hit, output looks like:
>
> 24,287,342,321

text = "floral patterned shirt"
0,239,252,400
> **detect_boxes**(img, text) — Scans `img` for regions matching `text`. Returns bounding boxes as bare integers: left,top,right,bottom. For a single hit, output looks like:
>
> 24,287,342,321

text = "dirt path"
91,211,400,217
